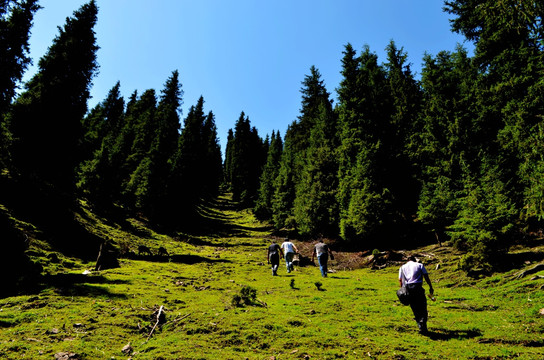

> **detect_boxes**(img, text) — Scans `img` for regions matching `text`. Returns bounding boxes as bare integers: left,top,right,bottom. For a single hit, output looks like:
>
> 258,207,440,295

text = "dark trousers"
269,254,279,275
406,283,428,329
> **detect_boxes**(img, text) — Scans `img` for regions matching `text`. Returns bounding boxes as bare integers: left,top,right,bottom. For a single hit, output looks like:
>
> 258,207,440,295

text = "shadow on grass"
126,254,231,264
42,273,130,299
425,327,482,341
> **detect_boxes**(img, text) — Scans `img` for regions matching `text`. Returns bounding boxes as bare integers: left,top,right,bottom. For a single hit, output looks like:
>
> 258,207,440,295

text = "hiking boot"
418,322,428,334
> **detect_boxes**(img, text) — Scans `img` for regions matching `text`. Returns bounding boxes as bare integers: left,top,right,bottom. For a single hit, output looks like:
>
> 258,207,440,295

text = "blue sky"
24,0,472,155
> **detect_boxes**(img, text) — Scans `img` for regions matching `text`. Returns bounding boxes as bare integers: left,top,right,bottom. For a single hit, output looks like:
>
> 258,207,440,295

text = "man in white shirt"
280,238,299,273
399,255,434,334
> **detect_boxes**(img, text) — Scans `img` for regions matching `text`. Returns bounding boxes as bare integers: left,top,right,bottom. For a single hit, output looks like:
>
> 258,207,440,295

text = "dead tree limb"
514,263,544,279
147,305,164,341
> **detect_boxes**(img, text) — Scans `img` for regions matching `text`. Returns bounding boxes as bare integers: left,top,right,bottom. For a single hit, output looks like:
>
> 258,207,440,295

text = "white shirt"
281,241,295,254
399,261,428,285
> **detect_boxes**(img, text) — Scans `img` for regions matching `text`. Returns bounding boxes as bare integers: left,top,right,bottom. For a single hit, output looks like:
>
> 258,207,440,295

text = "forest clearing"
2,2,544,358
1,194,543,360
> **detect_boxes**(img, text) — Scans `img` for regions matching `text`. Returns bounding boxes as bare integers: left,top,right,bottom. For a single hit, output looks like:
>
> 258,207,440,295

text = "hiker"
280,238,299,273
311,239,334,277
267,240,283,276
398,255,434,334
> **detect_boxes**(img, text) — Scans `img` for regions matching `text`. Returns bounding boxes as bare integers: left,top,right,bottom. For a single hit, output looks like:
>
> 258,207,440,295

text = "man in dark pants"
267,240,283,276
398,255,434,334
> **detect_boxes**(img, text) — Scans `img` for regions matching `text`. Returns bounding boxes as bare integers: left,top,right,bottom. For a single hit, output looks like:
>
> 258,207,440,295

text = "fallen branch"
170,313,191,325
514,263,544,279
147,305,164,341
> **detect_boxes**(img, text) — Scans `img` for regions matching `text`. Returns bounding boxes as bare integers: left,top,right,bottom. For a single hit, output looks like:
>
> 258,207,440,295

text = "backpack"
396,266,410,305
396,286,410,305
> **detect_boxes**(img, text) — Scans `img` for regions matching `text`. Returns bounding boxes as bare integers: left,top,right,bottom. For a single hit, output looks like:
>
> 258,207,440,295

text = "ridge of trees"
1,0,543,283
226,1,544,273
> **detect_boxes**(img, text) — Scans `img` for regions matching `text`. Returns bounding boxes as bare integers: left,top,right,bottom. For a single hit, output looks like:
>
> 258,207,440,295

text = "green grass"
1,194,543,359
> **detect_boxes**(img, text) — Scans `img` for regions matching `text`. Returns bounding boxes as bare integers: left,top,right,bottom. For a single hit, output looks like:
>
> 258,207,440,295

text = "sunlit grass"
0,194,543,359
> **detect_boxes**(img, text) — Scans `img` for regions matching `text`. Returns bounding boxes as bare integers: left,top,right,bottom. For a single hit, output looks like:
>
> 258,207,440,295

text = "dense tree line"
1,0,543,277
225,0,544,272
0,0,222,234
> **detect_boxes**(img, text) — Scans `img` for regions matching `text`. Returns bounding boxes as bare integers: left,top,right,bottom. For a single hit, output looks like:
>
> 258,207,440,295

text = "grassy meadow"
1,194,543,359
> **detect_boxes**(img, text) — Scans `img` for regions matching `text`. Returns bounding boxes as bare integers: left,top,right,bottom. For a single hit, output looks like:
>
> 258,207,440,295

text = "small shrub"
240,285,257,304
314,281,322,291
231,285,257,307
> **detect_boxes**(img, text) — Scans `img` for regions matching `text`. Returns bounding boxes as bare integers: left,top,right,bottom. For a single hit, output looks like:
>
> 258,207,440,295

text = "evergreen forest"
1,0,544,295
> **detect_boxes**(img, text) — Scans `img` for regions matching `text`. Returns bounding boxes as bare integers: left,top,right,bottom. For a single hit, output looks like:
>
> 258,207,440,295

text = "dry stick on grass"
147,305,164,341
170,313,191,325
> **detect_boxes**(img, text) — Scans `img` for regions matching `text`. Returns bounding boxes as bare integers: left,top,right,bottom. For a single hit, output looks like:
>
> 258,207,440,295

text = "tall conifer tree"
292,67,338,237
254,130,283,219
336,45,391,244
9,0,99,190
0,0,39,167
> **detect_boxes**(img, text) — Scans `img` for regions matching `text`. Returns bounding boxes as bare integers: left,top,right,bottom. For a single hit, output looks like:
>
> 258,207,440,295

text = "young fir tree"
201,110,223,198
9,0,99,191
294,102,339,237
336,45,391,244
271,125,297,230
224,128,235,188
0,0,39,167
292,66,338,237
168,96,208,222
271,66,332,231
254,130,282,220
77,82,125,207
80,81,124,160
132,71,183,219
382,41,422,234
416,47,478,243
228,112,265,206
122,89,157,209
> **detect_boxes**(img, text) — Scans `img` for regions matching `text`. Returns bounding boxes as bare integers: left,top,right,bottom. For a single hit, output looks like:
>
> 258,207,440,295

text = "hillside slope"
1,194,543,359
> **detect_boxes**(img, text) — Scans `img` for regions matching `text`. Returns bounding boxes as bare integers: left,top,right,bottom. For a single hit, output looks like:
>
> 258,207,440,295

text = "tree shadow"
425,327,482,341
494,250,544,273
26,273,132,299
125,253,231,264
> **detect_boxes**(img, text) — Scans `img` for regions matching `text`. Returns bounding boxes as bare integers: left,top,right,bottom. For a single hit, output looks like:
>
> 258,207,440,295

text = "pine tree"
169,96,207,221
271,127,297,229
224,128,235,188
201,110,223,198
382,41,422,225
444,0,544,269
80,81,124,160
229,112,265,205
292,66,338,237
122,89,157,209
77,82,125,207
336,45,391,244
254,130,283,220
294,102,338,237
416,47,478,242
134,70,183,219
0,0,39,167
9,0,99,190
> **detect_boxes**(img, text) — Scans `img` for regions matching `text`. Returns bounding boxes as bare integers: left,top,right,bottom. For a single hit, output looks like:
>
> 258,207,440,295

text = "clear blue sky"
23,0,472,155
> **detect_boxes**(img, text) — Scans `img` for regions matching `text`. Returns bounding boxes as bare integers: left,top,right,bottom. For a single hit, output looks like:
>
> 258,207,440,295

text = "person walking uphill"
267,240,283,276
280,238,299,273
311,239,334,277
399,255,434,334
